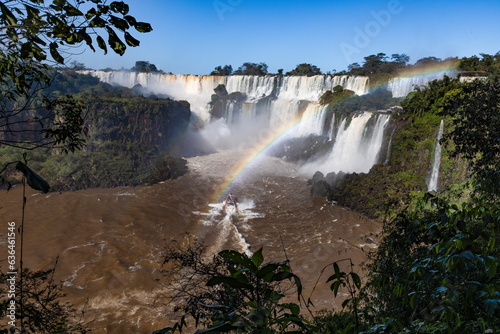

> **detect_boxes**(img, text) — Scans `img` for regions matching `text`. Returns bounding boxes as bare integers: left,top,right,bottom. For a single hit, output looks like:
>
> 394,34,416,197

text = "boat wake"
194,198,262,256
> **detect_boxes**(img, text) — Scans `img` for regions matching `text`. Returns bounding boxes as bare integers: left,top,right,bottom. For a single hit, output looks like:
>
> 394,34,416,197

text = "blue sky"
73,0,500,74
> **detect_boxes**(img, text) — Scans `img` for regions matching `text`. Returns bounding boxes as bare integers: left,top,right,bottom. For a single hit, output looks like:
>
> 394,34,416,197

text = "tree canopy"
286,63,322,76
132,61,160,73
210,64,233,76
458,52,500,78
441,79,500,197
233,62,268,75
346,53,410,76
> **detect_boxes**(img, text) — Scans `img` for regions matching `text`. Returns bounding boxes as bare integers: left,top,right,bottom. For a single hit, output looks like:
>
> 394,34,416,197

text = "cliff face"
84,95,191,150
329,112,468,219
0,71,192,190
49,95,192,190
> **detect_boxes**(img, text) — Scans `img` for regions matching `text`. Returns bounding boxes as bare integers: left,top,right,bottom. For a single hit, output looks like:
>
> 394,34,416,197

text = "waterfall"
81,71,370,124
384,126,397,165
387,70,458,98
327,113,336,140
80,72,226,122
303,112,391,174
226,75,275,100
296,104,328,137
427,120,444,192
82,70,393,177
365,114,391,167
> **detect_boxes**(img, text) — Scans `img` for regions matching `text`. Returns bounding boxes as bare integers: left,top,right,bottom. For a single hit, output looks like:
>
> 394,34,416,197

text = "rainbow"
396,60,459,77
211,113,305,203
210,62,460,204
379,61,459,90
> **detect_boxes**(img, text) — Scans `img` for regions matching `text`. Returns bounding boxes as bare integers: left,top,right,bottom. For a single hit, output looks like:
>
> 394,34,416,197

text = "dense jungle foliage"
327,76,459,218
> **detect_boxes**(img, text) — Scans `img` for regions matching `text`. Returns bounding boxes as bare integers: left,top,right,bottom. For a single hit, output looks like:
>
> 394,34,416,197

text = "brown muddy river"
0,150,380,333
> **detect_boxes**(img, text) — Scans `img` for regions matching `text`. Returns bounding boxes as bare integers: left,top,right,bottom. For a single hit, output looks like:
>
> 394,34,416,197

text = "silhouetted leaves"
15,161,50,193
0,0,152,152
161,245,307,333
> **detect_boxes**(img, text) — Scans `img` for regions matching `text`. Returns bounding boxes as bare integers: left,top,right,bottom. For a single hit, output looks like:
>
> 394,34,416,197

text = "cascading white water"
81,71,369,123
267,76,368,132
365,114,391,167
327,113,336,140
387,70,458,98
427,120,444,192
225,75,275,100
81,71,227,121
303,112,391,174
384,127,397,165
82,70,392,176
296,104,328,136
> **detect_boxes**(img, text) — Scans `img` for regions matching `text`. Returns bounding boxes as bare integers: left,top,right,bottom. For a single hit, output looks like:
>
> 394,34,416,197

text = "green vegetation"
362,194,500,333
347,53,408,76
0,71,190,190
286,63,322,76
343,53,412,87
323,88,397,118
211,65,234,76
233,62,269,76
317,87,400,142
319,86,355,106
131,61,161,73
440,79,500,198
331,76,472,219
159,247,306,333
459,53,500,77
0,0,152,152
158,75,499,334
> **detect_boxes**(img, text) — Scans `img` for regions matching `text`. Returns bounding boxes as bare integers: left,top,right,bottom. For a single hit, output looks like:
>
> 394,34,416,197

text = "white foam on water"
62,240,107,287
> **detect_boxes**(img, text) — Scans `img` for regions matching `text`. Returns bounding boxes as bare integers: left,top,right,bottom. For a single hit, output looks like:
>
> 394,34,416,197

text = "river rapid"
0,149,381,333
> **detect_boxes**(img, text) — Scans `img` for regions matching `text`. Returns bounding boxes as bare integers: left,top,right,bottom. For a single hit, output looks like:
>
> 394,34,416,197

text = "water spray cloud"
210,63,461,205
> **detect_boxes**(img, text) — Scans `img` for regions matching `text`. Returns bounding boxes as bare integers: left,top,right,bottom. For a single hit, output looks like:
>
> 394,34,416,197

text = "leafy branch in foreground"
440,79,500,199
362,193,500,333
0,264,90,333
157,246,308,333
326,260,362,334
1,0,152,151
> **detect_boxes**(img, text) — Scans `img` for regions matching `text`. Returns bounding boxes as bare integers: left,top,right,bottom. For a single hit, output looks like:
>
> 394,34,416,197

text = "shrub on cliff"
233,62,268,76
286,63,322,76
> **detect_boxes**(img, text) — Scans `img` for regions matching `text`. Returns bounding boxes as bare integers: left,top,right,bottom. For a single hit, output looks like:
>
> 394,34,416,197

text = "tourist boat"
224,193,238,215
